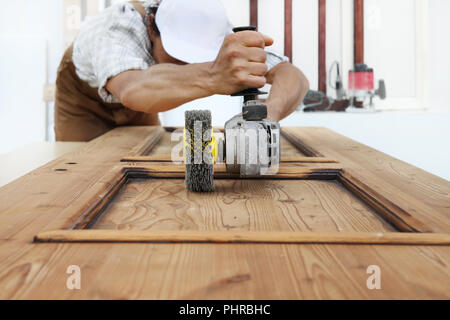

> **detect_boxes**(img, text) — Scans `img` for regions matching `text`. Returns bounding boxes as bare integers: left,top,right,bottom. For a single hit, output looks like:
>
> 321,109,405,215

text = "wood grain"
126,126,164,157
0,126,449,299
280,135,309,158
91,178,395,232
35,230,450,245
145,127,182,159
1,241,449,299
281,129,323,157
339,171,432,232
283,127,450,233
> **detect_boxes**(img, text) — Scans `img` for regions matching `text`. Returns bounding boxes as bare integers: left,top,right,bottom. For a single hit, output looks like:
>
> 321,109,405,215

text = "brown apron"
54,1,160,142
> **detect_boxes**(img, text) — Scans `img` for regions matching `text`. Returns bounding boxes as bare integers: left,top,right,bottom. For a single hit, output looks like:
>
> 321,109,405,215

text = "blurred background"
0,0,449,180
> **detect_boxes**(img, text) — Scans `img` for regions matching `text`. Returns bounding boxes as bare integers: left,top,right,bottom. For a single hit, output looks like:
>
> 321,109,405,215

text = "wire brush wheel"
184,110,214,192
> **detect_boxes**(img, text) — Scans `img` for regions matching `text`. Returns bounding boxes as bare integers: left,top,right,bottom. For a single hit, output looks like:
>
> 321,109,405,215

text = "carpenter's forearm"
108,31,274,114
265,62,309,121
118,63,215,113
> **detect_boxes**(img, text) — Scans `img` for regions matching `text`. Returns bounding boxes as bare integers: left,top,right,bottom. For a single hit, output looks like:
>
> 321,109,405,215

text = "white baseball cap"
155,0,233,64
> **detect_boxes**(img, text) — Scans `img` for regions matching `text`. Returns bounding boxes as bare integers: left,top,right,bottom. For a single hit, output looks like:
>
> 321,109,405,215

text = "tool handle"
230,26,266,102
232,26,257,33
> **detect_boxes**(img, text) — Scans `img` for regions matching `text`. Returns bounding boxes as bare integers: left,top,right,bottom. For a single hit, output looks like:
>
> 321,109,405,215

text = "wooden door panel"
282,127,450,233
92,178,395,232
1,126,449,299
32,126,449,245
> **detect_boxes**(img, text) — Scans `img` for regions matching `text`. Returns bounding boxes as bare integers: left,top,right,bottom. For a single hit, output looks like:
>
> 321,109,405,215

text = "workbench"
0,126,448,299
0,142,84,188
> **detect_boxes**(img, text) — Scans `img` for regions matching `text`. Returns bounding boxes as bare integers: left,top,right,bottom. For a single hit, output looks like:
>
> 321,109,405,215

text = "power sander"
184,26,281,192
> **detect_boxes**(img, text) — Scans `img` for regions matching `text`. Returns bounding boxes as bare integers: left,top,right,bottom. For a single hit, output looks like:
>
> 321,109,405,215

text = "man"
55,0,309,141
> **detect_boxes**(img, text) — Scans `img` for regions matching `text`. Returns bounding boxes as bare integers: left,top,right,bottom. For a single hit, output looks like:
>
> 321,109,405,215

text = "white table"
280,110,450,181
0,142,85,188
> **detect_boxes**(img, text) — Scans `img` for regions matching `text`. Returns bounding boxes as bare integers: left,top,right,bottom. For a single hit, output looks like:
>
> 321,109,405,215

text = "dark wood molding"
354,0,364,64
122,155,338,163
284,0,293,62
250,0,258,28
318,0,327,93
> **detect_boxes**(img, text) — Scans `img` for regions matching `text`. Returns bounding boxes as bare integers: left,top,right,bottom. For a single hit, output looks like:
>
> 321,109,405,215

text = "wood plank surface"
92,178,395,232
145,127,180,158
282,127,450,233
0,241,448,299
0,126,448,299
280,136,308,158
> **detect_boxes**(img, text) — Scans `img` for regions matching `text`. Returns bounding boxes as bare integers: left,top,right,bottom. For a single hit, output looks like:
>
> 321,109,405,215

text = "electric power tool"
184,26,281,192
302,62,386,112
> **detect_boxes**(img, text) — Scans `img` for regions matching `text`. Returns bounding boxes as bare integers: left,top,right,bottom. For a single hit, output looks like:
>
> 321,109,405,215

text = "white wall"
0,38,46,154
1,0,449,153
365,0,417,98
293,0,318,90
0,0,64,154
0,1,64,84
428,0,450,110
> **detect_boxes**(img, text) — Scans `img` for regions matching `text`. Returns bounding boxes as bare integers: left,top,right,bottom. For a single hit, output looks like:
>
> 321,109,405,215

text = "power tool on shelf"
302,62,386,112
184,26,281,192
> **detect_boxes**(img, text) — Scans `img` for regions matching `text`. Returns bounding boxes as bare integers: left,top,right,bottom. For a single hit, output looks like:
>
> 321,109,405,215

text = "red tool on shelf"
348,63,386,108
301,62,386,112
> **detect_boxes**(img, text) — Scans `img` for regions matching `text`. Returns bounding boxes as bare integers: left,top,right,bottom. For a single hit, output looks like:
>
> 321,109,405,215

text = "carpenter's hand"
208,31,274,95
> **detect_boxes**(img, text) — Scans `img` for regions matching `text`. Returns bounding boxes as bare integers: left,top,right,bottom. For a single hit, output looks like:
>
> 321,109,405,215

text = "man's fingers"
247,62,269,77
262,34,274,47
243,75,267,88
244,47,267,63
238,31,274,48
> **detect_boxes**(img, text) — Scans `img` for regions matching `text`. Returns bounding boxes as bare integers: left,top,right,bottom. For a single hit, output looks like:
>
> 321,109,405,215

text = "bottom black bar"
0,300,447,319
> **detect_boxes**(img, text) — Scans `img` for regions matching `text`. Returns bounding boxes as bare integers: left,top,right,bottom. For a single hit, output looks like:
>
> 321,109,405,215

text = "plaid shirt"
73,1,289,103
